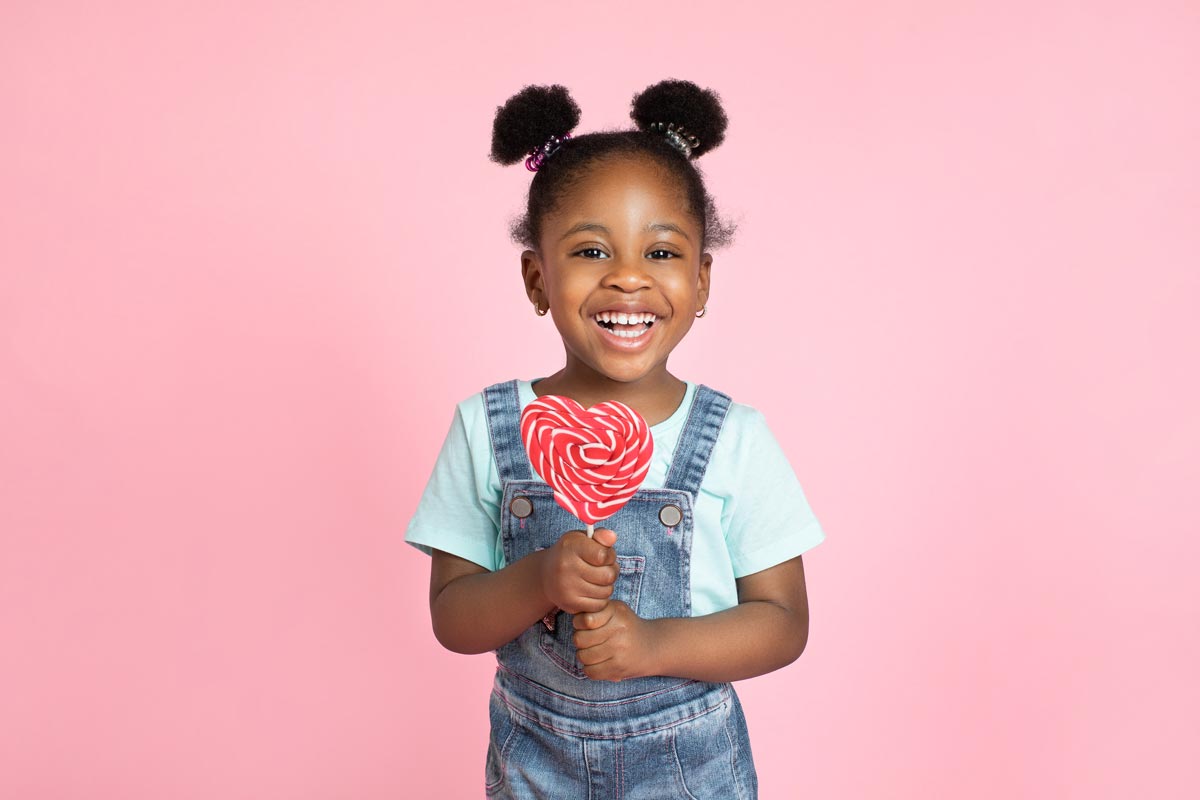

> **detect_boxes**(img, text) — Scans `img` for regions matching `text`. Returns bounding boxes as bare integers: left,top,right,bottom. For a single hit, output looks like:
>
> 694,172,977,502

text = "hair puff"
629,78,728,158
490,84,582,165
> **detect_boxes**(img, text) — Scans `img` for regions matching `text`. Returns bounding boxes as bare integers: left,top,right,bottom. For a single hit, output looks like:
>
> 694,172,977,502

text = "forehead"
546,156,694,230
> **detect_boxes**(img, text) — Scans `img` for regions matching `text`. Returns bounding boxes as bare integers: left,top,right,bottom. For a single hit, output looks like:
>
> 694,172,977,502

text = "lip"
589,303,665,318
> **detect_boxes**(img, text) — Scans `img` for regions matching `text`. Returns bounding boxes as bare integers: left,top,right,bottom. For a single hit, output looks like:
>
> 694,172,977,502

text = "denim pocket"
539,554,646,679
484,690,518,796
613,554,646,615
668,701,744,800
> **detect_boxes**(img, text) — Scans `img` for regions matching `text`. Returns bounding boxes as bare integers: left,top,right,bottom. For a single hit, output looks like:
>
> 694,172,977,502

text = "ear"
521,249,547,310
697,252,713,310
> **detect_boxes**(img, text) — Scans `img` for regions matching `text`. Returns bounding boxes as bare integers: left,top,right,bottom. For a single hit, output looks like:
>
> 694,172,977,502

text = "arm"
573,554,810,682
429,528,620,655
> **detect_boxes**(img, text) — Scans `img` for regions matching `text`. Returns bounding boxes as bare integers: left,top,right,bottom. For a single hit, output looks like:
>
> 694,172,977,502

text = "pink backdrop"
3,2,1197,797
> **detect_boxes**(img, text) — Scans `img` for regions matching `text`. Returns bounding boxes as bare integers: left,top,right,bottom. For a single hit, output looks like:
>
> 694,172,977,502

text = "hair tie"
525,132,572,172
648,121,700,158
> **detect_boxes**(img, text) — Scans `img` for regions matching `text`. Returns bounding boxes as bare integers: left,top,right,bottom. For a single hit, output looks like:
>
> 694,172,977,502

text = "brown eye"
575,248,608,259
648,249,679,259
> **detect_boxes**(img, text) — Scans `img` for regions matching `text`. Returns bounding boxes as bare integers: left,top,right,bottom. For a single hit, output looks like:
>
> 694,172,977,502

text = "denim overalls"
482,379,759,800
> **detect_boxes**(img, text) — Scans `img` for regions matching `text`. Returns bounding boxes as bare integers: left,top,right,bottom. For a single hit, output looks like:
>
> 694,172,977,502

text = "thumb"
591,527,617,548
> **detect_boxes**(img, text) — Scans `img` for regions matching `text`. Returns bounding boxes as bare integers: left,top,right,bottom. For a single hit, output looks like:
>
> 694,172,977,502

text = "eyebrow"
559,221,691,243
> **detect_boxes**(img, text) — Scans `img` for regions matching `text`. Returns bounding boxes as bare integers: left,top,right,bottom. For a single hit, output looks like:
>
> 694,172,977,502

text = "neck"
533,362,686,427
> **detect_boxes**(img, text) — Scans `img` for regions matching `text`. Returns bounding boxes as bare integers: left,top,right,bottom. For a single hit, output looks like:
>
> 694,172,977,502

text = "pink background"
2,2,1197,797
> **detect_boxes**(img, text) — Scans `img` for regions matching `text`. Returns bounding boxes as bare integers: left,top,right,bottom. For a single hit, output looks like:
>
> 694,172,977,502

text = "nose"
601,253,653,292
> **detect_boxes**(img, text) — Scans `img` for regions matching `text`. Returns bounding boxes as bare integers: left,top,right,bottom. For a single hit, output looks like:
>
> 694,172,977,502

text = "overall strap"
483,380,532,482
664,384,732,496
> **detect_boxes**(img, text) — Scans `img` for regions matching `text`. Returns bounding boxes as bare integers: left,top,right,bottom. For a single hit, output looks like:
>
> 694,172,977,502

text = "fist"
539,528,618,614
573,600,657,682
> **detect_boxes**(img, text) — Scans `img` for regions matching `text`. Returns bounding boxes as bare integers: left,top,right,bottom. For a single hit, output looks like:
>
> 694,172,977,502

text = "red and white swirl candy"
520,396,654,531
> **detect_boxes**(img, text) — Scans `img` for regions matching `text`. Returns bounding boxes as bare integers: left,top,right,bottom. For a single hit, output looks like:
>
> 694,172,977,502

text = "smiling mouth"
593,311,657,339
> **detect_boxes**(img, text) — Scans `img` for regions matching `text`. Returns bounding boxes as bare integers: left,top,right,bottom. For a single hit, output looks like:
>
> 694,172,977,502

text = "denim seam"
616,738,623,800
721,700,746,800
538,634,590,680
498,664,697,708
485,694,519,795
485,380,531,483
497,692,725,740
669,727,701,800
583,738,594,800
483,382,509,483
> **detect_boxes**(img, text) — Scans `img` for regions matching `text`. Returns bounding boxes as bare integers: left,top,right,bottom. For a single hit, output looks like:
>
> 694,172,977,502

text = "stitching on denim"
483,382,514,483
583,738,594,800
615,738,622,800
538,633,590,679
483,383,503,478
498,690,724,740
512,485,689,501
497,703,521,793
498,664,698,708
721,699,746,800
669,727,701,800
485,691,519,795
680,386,731,497
663,385,731,497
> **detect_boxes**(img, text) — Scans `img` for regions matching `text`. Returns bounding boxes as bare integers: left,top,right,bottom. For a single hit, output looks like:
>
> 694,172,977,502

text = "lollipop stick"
586,523,594,539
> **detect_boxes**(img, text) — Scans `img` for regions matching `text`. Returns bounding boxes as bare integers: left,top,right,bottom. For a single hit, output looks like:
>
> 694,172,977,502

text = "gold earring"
534,302,548,316
695,306,707,318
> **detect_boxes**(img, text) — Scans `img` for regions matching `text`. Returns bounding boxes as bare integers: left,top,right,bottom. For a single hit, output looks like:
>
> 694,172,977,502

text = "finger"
591,528,617,548
576,580,614,602
571,595,611,614
582,542,617,567
574,603,615,631
578,563,618,587
573,625,607,650
575,640,613,667
582,655,621,681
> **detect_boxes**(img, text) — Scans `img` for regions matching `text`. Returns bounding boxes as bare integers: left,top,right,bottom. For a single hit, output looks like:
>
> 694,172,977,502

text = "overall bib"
482,380,759,800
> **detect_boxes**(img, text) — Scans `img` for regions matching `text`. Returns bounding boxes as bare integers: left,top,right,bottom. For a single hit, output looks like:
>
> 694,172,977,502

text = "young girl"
406,79,826,799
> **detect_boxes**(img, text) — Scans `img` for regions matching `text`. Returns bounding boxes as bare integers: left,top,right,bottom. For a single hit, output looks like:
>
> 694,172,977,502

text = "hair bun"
490,84,582,166
629,79,728,159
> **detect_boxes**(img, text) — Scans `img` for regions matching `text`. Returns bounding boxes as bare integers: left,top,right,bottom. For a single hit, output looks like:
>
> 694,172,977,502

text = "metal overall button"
509,496,533,518
659,503,683,527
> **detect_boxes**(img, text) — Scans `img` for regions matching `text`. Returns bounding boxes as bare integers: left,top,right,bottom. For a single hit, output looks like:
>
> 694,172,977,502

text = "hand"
573,600,658,682
538,528,618,614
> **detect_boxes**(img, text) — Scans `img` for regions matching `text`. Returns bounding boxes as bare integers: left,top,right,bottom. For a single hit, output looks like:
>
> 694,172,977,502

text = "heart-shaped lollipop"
520,395,653,535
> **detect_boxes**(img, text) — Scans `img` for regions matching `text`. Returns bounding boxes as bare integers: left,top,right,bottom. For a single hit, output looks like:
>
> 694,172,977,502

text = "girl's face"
522,156,712,388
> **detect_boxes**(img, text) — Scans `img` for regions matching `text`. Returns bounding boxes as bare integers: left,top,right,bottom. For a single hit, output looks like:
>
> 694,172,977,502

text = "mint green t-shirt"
405,379,825,617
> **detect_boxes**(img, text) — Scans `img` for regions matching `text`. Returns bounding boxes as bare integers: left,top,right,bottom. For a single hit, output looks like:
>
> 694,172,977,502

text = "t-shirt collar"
518,378,695,435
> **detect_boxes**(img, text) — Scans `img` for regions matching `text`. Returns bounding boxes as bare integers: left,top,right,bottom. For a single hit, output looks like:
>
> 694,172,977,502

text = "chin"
595,362,659,384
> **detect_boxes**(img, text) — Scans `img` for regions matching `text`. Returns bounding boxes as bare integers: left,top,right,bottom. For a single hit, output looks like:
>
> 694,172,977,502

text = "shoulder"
701,387,773,448
701,390,791,486
452,379,523,450
455,387,488,433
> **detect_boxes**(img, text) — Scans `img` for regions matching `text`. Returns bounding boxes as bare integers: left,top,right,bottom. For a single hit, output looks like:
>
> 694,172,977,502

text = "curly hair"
490,79,738,254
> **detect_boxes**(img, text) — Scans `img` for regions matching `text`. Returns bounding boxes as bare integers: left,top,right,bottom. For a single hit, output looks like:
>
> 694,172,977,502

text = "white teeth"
593,311,658,325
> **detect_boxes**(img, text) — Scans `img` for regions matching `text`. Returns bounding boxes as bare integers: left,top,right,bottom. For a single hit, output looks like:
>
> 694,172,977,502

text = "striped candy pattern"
520,396,654,525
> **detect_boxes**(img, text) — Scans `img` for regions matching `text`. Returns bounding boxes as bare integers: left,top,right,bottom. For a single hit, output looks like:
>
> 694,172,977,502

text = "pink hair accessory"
525,132,572,171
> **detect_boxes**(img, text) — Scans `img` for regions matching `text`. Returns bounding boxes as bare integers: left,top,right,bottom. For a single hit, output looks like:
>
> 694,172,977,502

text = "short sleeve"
721,407,826,577
404,405,503,571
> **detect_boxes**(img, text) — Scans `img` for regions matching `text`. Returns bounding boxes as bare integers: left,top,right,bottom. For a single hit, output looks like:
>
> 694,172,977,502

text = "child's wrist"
527,547,558,614
638,616,668,678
